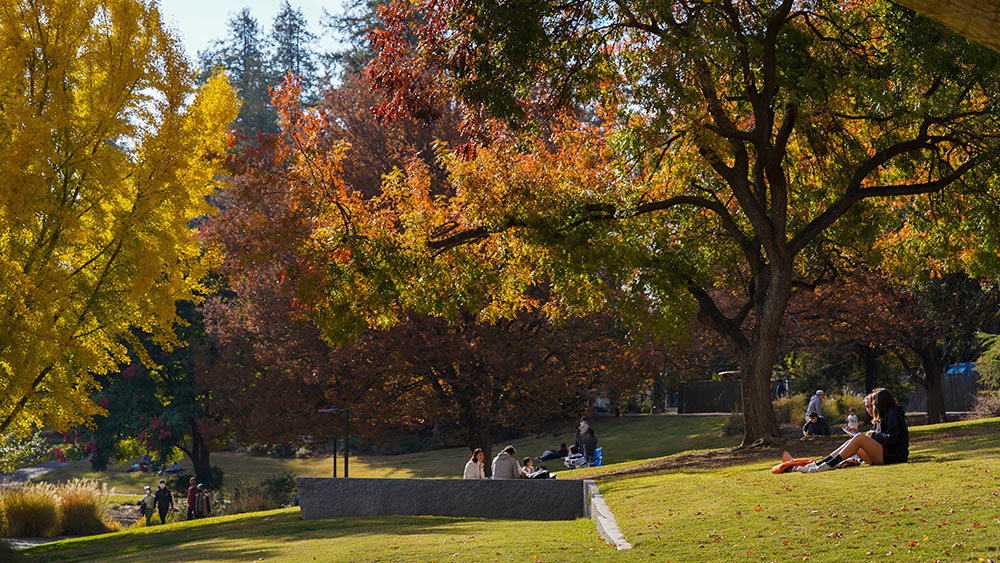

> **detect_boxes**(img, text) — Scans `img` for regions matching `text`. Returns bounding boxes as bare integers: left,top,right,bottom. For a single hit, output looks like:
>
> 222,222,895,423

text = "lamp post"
318,407,350,478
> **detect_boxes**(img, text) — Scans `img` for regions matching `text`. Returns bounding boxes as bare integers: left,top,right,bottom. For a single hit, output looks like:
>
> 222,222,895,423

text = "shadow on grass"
23,511,484,562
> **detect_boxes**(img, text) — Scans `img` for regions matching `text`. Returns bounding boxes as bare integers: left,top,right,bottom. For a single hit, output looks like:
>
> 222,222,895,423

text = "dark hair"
865,388,896,423
807,411,818,419
159,479,166,484
522,456,532,466
469,448,483,463
503,445,516,455
569,445,580,454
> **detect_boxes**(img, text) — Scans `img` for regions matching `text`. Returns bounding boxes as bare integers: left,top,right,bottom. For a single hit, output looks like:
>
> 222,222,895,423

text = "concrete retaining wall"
296,477,588,521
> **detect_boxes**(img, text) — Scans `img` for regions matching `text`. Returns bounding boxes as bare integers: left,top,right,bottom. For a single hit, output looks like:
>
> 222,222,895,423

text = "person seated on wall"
563,445,588,470
803,411,830,436
491,445,522,479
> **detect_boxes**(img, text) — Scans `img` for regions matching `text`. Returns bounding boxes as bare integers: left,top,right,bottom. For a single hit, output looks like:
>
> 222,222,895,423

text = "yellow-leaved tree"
0,0,238,439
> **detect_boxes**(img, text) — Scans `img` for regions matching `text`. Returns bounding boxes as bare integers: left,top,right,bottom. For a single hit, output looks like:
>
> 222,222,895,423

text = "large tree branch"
789,156,982,255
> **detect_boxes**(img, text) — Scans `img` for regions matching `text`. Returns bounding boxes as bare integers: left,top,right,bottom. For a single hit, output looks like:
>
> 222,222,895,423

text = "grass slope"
22,417,1000,562
36,415,734,494
21,509,602,562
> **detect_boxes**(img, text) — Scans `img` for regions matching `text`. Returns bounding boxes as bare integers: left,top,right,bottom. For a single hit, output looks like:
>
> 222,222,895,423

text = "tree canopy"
352,0,1000,444
0,0,238,439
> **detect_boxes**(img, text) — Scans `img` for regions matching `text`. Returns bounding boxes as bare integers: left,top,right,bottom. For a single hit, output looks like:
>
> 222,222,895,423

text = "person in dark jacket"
579,429,599,461
783,388,908,473
152,479,174,525
802,411,830,436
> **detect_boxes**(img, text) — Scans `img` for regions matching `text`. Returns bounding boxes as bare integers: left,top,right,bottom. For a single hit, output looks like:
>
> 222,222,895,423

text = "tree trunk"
735,270,788,446
915,344,948,424
861,345,879,393
189,421,212,482
894,0,1000,54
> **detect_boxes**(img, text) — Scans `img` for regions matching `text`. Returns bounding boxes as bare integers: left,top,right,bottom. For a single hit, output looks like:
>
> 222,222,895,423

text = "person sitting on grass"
802,411,830,436
564,445,588,470
783,388,908,473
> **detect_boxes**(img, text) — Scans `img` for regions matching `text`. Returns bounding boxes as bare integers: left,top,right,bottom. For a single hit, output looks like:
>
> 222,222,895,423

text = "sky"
158,0,349,64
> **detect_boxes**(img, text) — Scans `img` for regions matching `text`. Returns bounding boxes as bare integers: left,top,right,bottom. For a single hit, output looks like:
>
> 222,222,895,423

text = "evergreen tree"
271,0,318,93
200,9,276,136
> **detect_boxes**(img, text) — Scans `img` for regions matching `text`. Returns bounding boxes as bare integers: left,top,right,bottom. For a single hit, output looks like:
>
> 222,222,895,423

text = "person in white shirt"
463,448,485,479
564,445,588,469
846,407,859,431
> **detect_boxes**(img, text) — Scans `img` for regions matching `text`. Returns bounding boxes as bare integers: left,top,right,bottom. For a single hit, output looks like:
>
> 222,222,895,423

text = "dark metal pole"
344,408,350,478
332,438,338,478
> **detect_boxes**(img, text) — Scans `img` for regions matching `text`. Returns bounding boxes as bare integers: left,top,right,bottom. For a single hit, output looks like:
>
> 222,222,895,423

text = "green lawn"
36,415,734,494
21,509,603,562
21,417,1000,562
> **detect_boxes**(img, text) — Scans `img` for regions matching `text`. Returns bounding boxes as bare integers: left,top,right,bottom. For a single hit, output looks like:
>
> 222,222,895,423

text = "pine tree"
271,0,318,94
200,9,276,136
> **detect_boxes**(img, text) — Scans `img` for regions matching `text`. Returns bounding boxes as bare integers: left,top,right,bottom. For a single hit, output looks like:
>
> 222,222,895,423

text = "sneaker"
796,462,832,473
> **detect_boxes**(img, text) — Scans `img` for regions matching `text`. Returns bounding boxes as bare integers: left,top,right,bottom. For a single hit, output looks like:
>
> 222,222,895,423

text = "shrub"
169,474,193,494
1,483,61,537
721,413,744,437
825,392,867,426
260,472,296,507
226,485,271,515
246,444,269,457
773,394,808,424
294,445,313,459
970,391,1000,419
58,479,111,536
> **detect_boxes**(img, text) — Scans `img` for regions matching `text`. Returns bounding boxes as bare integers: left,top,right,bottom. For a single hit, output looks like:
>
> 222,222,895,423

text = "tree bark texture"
895,0,1000,53
915,343,948,424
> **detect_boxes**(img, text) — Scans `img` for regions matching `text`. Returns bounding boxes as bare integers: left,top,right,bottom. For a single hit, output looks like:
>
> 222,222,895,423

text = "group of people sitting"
777,387,909,473
462,418,602,479
801,389,863,437
463,445,556,479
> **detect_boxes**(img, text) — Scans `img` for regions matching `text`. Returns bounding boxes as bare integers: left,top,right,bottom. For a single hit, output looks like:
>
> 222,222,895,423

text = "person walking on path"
194,484,211,518
464,448,486,479
806,390,825,422
152,479,174,525
139,486,154,526
782,388,908,473
491,445,521,479
186,477,198,520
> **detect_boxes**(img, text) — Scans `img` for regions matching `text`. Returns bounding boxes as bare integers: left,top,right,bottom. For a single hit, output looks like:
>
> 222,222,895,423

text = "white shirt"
846,413,859,430
463,459,485,479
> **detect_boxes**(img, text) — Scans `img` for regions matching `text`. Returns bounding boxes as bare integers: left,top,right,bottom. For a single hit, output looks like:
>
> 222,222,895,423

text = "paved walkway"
3,537,74,550
0,460,69,483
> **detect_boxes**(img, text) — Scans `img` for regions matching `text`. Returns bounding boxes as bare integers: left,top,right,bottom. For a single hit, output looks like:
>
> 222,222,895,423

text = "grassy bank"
22,417,1000,562
35,415,734,494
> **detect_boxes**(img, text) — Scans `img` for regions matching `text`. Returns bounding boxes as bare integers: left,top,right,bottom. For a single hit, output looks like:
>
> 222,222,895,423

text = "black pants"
158,508,169,524
187,506,196,520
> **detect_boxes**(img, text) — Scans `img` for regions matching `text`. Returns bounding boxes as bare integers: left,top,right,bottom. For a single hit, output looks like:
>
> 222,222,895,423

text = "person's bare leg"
832,433,884,465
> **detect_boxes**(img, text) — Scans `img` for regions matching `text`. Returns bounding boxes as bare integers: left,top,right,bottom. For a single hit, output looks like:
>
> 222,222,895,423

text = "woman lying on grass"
780,388,909,473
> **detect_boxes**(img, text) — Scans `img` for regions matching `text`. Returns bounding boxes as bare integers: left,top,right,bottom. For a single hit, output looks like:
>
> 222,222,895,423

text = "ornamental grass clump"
772,393,807,424
0,482,61,537
57,479,112,535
